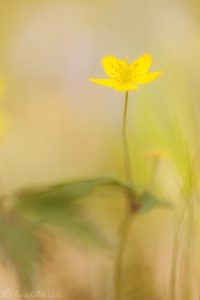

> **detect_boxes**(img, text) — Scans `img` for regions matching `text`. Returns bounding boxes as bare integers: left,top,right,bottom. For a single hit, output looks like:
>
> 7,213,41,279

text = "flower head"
145,149,168,160
90,54,162,92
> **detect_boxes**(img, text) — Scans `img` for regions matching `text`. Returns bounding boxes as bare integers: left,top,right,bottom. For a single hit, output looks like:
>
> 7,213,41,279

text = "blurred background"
0,0,200,299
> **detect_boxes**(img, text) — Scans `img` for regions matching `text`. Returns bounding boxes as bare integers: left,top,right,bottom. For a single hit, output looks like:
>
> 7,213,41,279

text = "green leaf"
14,177,129,245
43,211,108,247
138,191,172,214
0,213,40,289
28,207,108,246
15,176,131,212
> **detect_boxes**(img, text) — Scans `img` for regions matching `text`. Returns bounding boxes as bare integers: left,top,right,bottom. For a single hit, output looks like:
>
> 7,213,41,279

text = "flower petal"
131,54,152,76
134,71,163,84
115,83,138,92
90,78,118,87
102,56,128,79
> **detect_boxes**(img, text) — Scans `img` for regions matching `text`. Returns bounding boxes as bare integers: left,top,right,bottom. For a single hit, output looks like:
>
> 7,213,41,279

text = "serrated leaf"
138,191,172,214
0,213,40,289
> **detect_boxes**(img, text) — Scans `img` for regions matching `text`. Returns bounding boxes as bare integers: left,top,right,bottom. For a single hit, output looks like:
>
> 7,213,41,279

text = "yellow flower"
145,149,168,160
90,54,162,92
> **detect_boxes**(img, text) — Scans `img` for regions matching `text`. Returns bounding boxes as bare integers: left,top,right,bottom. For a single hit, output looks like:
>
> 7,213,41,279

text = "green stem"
148,157,159,191
115,213,131,300
115,92,133,300
170,205,186,300
170,198,196,300
122,91,133,184
183,200,195,300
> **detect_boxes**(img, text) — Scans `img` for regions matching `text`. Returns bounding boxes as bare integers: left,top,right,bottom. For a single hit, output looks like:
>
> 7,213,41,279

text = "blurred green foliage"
0,176,172,291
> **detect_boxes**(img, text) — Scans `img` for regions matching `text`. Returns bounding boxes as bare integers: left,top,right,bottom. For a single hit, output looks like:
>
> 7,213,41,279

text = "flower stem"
122,91,133,184
115,212,131,300
183,200,195,300
115,91,133,300
170,206,186,300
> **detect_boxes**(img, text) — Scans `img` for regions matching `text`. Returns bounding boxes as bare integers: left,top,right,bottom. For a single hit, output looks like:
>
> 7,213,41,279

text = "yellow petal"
115,83,138,92
90,78,118,87
134,71,163,84
102,56,128,79
131,54,152,76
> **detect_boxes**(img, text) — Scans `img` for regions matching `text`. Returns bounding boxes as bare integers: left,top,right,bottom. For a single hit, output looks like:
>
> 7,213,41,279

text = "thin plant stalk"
122,91,133,184
183,198,195,300
115,91,133,300
148,157,159,191
115,212,132,300
170,205,186,300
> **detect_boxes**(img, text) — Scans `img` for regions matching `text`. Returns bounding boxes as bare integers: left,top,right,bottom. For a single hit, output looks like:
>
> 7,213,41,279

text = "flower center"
117,63,132,83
